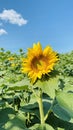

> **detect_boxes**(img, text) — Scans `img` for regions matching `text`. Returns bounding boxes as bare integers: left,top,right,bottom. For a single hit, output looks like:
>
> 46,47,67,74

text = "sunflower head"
8,57,14,61
21,42,59,83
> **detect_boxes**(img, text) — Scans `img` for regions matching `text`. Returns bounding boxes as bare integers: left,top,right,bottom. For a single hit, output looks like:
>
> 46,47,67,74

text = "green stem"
44,98,55,122
37,90,45,124
31,87,45,124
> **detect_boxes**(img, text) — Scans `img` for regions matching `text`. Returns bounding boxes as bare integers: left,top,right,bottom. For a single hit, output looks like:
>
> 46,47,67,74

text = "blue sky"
0,0,73,53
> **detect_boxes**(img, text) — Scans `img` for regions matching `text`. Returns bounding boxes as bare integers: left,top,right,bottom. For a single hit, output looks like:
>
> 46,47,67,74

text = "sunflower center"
31,55,47,71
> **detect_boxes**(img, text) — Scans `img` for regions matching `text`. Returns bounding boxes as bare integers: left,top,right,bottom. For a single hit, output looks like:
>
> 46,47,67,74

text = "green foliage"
30,123,54,130
56,91,73,119
56,51,73,77
0,48,73,130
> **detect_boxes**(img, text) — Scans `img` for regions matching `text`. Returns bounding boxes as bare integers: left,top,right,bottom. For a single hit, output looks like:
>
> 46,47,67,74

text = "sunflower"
21,42,58,83
8,57,14,61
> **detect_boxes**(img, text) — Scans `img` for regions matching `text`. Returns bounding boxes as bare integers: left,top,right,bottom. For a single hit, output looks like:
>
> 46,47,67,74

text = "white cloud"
0,9,27,26
0,28,7,35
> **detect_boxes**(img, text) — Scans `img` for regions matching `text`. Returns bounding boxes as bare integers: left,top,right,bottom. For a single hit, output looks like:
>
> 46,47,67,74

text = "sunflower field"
0,44,73,130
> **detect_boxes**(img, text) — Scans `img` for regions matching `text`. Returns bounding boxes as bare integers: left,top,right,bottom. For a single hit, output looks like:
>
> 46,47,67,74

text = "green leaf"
7,78,30,91
0,108,28,130
0,99,5,107
56,91,73,118
30,123,54,130
0,108,16,128
20,102,39,119
0,71,6,76
4,112,26,130
53,103,71,122
57,128,64,130
34,77,59,99
63,84,73,93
